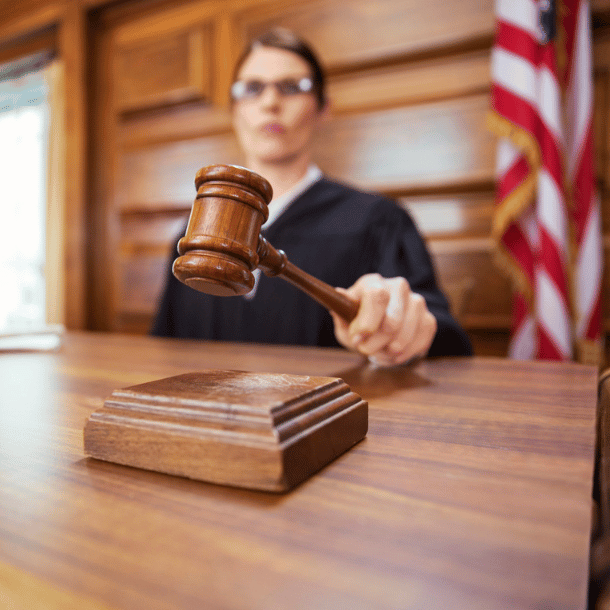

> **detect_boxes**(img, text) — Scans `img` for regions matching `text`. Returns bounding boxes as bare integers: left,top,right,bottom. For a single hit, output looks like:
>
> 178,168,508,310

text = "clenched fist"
331,274,437,366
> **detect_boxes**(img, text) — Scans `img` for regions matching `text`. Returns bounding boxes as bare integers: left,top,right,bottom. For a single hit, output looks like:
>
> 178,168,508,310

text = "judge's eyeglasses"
231,77,314,102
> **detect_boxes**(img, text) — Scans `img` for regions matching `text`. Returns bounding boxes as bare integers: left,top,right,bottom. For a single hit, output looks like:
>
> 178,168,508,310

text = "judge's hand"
330,274,437,367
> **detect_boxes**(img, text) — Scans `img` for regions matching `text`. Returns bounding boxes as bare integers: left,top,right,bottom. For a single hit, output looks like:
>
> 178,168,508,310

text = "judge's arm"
330,273,437,366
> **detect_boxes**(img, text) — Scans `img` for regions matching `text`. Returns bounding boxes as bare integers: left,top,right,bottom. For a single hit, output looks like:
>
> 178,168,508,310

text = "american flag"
488,0,603,363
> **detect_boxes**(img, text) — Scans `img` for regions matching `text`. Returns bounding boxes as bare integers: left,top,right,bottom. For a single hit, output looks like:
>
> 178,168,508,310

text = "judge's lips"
261,123,286,134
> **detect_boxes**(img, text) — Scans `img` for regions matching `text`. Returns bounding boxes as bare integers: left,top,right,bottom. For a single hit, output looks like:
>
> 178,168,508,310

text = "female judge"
152,28,472,364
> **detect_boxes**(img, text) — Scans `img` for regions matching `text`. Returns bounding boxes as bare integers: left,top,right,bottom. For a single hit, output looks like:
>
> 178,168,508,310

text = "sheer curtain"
0,52,53,334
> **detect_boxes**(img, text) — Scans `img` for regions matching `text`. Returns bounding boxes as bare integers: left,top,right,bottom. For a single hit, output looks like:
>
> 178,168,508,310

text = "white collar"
262,165,323,228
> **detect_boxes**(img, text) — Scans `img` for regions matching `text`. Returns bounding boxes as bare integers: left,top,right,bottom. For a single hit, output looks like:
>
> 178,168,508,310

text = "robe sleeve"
365,201,473,357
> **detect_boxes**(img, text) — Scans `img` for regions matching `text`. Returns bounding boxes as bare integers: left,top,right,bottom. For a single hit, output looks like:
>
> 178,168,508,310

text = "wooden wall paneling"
604,238,610,329
594,0,610,16
45,60,66,326
111,7,238,155
93,0,258,332
400,193,506,350
211,11,238,108
88,10,122,331
401,192,495,239
115,90,495,215
89,0,225,331
594,69,608,186
118,252,173,332
109,0,237,46
117,102,232,149
0,26,56,64
115,22,213,113
0,1,63,46
118,211,189,332
234,0,494,71
603,191,610,241
314,93,495,192
119,243,170,307
328,48,490,114
594,26,610,355
117,135,243,211
467,329,511,357
116,19,492,150
114,133,242,328
115,309,159,334
121,210,191,243
595,33,610,185
58,0,88,329
429,238,512,329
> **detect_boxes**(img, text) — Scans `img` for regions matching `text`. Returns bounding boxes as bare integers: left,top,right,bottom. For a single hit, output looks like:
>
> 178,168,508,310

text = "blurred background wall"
2,0,610,358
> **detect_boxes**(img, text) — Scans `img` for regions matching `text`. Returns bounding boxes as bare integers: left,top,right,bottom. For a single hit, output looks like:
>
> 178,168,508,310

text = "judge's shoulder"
299,176,415,235
306,176,409,219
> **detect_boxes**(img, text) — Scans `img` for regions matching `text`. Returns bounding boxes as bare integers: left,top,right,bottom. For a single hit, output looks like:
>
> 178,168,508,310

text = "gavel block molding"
84,371,367,492
83,165,368,491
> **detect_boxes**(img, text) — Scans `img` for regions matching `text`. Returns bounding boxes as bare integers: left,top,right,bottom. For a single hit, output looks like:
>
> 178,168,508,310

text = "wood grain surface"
0,332,598,610
84,370,368,491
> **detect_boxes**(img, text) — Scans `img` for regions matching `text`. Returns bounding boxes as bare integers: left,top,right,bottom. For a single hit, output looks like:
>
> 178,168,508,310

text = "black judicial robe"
151,178,472,357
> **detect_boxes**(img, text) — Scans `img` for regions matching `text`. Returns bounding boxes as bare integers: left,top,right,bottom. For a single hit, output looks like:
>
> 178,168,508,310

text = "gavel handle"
257,237,359,323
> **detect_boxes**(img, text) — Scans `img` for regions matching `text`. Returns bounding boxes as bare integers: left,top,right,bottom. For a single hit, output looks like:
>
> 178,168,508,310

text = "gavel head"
172,164,273,297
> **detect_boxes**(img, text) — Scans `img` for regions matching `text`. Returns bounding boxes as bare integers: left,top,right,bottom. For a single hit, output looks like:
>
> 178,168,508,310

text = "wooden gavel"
172,164,359,321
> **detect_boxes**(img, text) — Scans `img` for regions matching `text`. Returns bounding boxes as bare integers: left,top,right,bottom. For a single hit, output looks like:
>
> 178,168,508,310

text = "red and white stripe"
489,0,602,361
564,0,603,357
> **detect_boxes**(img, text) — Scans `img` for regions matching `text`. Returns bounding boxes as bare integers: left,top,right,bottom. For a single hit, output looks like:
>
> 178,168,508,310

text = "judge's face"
231,46,324,166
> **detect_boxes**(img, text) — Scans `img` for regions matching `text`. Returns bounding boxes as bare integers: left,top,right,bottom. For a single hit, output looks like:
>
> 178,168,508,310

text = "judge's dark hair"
232,28,327,110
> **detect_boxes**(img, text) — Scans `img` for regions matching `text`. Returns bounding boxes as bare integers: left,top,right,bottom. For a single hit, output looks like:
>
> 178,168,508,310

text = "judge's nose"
258,84,282,110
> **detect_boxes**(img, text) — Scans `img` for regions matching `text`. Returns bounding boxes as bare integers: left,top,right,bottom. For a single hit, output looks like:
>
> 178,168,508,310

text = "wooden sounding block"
84,370,368,492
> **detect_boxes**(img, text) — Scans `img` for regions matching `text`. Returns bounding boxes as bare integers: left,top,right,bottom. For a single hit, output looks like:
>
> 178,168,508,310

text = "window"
0,53,52,333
